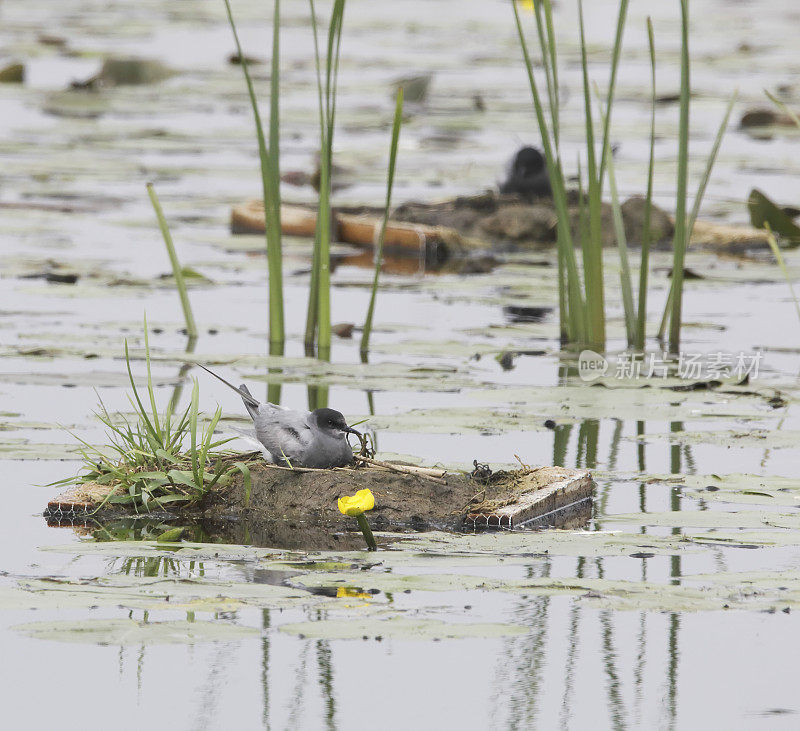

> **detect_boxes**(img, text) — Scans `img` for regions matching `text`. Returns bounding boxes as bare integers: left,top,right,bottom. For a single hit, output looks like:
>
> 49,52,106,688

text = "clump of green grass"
50,321,254,511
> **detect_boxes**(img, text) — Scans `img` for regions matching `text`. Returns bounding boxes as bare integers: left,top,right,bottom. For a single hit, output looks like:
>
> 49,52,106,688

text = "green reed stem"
667,0,691,353
146,184,197,339
306,0,345,351
224,0,284,348
597,0,629,187
765,224,800,324
360,88,403,355
597,93,635,345
578,0,605,350
659,88,736,342
512,0,585,346
635,17,656,351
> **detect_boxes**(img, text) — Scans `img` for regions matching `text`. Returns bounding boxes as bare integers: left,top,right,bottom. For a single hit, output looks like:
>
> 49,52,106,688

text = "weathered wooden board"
230,200,474,262
464,468,593,529
46,483,121,516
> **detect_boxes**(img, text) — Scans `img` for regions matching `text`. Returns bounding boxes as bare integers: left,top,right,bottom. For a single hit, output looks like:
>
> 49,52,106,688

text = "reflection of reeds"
559,556,584,728
513,1,734,353
261,609,272,729
316,637,337,730
501,560,552,727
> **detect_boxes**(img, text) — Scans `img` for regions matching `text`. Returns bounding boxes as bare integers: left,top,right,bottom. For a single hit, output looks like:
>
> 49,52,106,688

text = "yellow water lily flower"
337,488,375,517
516,0,536,12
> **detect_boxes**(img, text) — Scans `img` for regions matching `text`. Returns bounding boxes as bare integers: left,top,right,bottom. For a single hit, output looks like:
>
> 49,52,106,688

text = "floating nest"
46,456,593,532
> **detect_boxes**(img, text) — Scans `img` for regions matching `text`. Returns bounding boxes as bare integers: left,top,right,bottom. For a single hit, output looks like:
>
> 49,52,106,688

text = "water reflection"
43,363,729,729
305,342,329,411
544,365,704,729
46,515,377,551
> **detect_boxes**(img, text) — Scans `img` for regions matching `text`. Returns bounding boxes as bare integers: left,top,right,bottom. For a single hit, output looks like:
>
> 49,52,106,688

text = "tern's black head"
311,408,360,437
499,146,551,199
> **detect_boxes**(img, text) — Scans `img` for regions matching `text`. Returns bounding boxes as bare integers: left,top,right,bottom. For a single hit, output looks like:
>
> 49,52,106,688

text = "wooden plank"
464,467,593,529
230,199,471,260
45,482,117,515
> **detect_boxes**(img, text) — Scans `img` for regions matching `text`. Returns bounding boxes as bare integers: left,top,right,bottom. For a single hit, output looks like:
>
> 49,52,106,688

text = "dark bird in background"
499,146,552,200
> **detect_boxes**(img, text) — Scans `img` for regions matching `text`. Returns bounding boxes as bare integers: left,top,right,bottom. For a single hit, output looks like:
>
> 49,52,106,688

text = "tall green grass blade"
635,17,657,351
578,0,605,349
660,89,736,341
141,316,163,444
656,284,673,344
224,0,284,348
319,0,345,353
189,378,200,488
668,0,691,353
146,184,197,339
124,340,160,447
765,224,800,324
512,0,584,345
597,0,630,186
687,93,737,238
597,94,636,345
533,3,558,145
198,406,223,480
575,158,591,342
765,90,800,129
542,1,560,148
268,1,281,204
360,88,403,355
305,0,325,346
306,0,346,352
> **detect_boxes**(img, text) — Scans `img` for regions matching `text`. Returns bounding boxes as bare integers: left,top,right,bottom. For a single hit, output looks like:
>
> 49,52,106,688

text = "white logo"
578,350,608,382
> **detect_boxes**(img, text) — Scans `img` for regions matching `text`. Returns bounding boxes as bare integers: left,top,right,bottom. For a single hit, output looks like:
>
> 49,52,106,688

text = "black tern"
197,364,361,468
499,146,552,200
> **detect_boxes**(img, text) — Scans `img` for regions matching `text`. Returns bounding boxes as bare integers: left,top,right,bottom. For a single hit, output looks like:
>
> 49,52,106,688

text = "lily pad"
748,189,800,245
14,619,259,645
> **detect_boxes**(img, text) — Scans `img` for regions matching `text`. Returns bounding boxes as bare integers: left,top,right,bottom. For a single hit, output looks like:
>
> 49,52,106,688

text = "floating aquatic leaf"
748,189,800,246
607,510,800,531
16,574,317,612
14,619,259,645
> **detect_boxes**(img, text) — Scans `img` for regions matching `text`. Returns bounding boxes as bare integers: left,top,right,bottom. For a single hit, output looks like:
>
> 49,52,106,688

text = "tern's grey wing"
251,403,313,464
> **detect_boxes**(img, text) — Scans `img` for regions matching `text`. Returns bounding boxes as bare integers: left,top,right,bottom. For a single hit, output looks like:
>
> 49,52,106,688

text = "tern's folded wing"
252,403,312,462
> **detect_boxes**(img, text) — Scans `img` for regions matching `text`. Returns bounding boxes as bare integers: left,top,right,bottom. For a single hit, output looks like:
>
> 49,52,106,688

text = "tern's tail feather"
195,363,261,416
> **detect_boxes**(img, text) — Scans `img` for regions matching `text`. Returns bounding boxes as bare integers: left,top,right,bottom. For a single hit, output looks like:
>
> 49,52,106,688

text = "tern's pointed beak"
346,427,362,438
